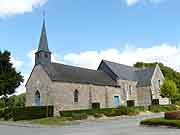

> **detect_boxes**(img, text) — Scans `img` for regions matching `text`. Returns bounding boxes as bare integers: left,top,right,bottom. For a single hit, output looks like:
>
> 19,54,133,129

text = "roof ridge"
102,60,138,70
135,66,156,72
51,62,105,73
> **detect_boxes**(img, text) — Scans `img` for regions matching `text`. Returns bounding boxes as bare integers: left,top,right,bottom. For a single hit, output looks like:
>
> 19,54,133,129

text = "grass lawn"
30,117,76,125
140,118,180,128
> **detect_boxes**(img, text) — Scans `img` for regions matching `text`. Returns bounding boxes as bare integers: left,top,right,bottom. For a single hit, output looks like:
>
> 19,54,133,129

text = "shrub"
149,105,177,113
93,113,103,118
0,100,6,109
133,106,147,112
60,106,140,118
13,106,54,121
4,108,13,120
0,109,5,118
71,113,88,120
140,117,180,128
127,107,139,115
118,106,128,115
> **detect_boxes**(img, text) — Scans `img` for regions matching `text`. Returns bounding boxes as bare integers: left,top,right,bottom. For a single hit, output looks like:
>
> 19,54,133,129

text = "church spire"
38,19,50,52
35,15,51,65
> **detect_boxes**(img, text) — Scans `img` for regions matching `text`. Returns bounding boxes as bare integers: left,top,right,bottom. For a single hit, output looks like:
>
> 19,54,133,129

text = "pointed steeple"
38,19,50,52
35,18,51,65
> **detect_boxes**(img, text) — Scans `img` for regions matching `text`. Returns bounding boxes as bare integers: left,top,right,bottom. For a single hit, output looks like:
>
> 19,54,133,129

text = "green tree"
160,80,178,103
0,50,23,98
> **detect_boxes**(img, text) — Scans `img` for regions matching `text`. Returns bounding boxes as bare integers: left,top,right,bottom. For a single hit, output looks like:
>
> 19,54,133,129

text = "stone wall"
137,86,152,106
26,65,52,107
52,82,124,116
117,80,138,105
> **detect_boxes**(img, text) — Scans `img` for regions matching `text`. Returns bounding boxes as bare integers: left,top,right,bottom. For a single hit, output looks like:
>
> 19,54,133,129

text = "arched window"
158,80,161,88
35,91,40,106
129,85,132,96
74,90,79,103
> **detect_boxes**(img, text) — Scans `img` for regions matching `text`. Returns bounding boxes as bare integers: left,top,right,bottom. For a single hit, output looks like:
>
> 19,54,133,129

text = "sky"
1,0,180,94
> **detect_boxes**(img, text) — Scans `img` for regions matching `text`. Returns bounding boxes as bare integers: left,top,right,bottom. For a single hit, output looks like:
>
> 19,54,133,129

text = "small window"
37,53,40,58
123,88,126,98
158,80,161,88
45,54,48,58
74,90,79,103
129,85,132,96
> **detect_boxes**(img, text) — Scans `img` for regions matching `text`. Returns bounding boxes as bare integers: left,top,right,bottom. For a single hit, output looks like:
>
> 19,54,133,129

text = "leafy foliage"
160,80,178,101
140,117,180,128
7,93,26,108
0,93,26,109
0,50,23,97
134,62,180,101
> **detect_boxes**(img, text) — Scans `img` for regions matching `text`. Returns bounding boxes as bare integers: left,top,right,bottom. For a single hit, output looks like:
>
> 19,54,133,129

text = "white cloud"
126,0,140,6
124,0,165,6
63,44,180,71
0,0,48,17
10,56,23,69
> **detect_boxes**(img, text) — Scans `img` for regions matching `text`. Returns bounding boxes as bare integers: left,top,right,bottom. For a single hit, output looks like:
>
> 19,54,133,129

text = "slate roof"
101,60,156,87
38,20,50,53
41,63,117,87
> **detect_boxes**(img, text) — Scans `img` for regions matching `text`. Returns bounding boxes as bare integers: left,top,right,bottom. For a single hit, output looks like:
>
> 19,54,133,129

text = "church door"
114,96,120,108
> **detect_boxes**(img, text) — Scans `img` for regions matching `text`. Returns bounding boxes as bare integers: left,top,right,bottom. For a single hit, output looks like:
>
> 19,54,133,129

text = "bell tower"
35,19,51,65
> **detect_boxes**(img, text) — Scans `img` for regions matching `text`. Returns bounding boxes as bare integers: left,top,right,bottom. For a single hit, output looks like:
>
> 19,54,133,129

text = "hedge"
0,106,54,121
60,106,139,117
140,117,180,128
148,104,178,113
13,106,54,121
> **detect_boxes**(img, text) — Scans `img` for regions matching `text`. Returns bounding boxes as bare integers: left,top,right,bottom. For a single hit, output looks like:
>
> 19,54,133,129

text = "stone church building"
26,21,169,116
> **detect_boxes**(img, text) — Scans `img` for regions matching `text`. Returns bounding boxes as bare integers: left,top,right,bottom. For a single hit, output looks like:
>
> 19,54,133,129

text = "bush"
60,106,140,118
93,113,103,118
140,117,180,128
0,109,5,118
13,106,54,121
149,105,177,113
71,113,88,120
119,106,128,115
0,100,6,109
133,106,147,112
4,108,13,120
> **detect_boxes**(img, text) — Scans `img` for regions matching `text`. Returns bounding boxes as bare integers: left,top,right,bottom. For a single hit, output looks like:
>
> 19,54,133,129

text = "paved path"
0,113,180,135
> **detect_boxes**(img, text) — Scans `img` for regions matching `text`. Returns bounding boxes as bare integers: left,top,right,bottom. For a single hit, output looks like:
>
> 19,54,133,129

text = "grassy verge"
140,118,180,128
31,117,74,125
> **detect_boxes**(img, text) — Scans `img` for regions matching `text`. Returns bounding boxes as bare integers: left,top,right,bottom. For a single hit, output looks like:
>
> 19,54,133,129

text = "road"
0,113,179,135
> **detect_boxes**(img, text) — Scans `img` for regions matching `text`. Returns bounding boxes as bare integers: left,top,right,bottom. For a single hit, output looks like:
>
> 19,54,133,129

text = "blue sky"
1,0,180,94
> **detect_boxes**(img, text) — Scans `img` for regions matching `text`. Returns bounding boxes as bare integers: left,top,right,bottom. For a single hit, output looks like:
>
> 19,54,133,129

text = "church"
26,21,169,116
